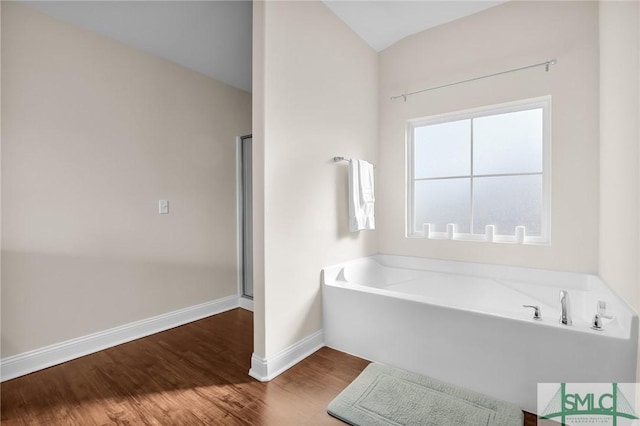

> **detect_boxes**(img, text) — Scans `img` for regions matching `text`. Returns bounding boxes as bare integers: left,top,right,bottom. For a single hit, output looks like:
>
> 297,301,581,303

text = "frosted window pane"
472,175,542,236
414,120,471,178
473,109,543,175
414,179,471,233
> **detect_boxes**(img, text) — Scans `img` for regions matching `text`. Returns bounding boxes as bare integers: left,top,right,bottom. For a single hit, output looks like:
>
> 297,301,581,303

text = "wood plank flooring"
1,308,542,425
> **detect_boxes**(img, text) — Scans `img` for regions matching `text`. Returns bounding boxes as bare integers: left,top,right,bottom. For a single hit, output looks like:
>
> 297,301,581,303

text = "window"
407,97,551,244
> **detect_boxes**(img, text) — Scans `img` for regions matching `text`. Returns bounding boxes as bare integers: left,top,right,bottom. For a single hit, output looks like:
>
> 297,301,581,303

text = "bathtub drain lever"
522,305,542,320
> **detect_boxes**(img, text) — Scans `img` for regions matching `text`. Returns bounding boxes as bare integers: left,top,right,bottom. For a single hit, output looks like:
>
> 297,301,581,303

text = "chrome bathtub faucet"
559,290,572,325
522,304,542,320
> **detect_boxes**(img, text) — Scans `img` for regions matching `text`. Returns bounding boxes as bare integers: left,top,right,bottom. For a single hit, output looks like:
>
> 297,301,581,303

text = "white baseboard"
249,329,324,382
1,295,240,382
239,296,253,312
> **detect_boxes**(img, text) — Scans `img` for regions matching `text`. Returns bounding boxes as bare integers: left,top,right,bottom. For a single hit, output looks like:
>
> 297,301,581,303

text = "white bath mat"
328,363,523,426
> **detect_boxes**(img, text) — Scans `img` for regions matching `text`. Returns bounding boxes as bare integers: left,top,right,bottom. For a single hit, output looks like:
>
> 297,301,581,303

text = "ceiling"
22,1,507,93
23,1,253,93
325,1,506,52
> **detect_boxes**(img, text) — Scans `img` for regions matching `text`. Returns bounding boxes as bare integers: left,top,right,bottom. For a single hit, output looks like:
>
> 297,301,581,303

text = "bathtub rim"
321,253,639,341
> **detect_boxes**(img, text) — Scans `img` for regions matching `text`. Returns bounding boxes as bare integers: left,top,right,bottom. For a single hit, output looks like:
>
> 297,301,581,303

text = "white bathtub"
322,254,638,414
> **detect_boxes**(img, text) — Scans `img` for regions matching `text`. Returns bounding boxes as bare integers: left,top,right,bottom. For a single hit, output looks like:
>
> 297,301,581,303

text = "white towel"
348,159,375,232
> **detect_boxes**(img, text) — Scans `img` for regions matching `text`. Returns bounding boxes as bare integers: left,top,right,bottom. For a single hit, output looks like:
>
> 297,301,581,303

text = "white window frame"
406,96,552,245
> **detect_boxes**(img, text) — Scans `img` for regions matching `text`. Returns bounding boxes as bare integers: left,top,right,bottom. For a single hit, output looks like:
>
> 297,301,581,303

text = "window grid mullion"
412,127,422,235
413,171,543,181
469,118,475,235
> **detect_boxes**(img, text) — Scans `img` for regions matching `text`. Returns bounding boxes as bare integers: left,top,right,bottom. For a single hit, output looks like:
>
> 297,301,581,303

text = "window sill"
407,232,549,246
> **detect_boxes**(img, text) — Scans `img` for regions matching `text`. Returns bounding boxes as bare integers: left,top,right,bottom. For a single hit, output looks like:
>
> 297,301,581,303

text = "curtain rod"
390,59,557,102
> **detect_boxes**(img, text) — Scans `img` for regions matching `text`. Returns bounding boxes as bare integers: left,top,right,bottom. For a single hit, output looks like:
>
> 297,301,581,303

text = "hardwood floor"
2,308,541,425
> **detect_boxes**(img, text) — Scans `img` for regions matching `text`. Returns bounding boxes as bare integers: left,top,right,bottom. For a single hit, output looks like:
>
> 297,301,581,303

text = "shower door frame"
238,134,253,304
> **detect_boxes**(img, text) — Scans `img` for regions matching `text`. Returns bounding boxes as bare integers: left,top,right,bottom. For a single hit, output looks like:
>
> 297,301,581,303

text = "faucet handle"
591,313,604,331
597,300,613,319
523,305,542,320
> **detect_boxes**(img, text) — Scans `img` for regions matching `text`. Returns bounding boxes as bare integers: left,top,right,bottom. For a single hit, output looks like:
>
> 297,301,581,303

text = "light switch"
159,200,169,214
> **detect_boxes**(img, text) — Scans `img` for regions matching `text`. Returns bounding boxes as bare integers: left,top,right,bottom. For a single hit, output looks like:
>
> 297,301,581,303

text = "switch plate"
159,200,169,214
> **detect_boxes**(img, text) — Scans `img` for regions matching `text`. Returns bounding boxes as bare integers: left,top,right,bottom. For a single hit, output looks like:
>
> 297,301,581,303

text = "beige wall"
378,1,600,273
1,3,251,357
599,0,640,318
253,1,378,357
598,0,640,380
